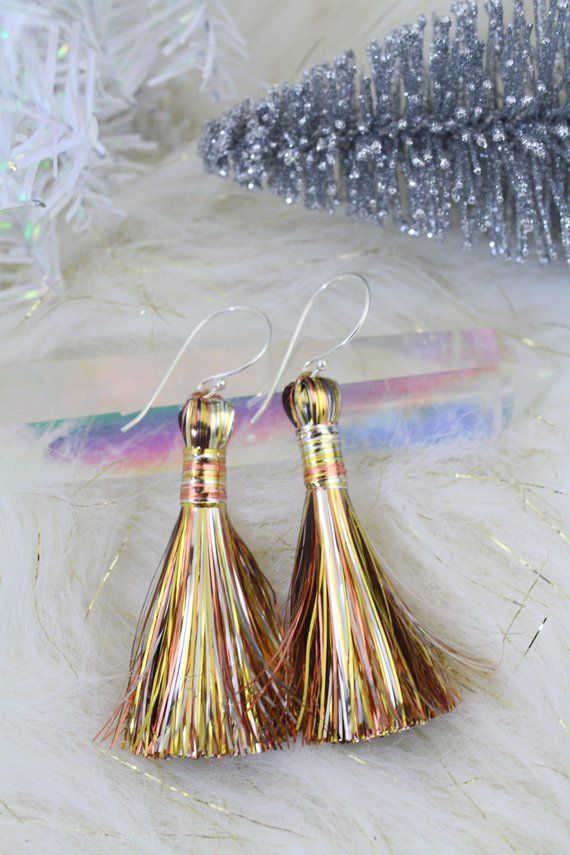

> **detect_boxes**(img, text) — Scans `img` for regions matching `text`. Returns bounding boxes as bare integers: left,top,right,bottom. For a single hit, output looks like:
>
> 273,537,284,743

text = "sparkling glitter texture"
200,0,569,264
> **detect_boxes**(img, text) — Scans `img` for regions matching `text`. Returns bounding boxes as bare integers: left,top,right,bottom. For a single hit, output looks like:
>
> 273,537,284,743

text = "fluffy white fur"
1,0,569,852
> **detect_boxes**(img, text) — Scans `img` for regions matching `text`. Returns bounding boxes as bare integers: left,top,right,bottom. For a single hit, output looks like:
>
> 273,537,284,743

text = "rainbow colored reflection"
30,360,509,475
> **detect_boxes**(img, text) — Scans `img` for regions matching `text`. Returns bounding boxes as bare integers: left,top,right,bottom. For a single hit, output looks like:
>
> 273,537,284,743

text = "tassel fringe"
284,487,459,742
98,393,292,758
279,374,464,744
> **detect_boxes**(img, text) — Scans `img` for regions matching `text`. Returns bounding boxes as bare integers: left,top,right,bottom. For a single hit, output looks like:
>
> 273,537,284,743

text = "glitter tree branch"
200,0,569,264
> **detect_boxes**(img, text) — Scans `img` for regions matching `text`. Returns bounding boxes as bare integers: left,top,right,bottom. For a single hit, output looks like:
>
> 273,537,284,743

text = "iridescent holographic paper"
35,366,508,472
9,329,510,474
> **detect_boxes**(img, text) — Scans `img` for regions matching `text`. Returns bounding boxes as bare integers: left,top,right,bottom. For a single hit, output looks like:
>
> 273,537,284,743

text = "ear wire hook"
122,306,272,433
251,272,370,425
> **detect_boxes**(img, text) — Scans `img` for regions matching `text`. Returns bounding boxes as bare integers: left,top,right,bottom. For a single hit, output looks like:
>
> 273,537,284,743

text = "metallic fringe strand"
98,393,292,758
200,0,570,264
279,374,462,744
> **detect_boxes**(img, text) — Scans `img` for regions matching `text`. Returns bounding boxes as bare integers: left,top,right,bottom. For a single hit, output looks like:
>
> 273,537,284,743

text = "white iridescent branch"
0,0,246,307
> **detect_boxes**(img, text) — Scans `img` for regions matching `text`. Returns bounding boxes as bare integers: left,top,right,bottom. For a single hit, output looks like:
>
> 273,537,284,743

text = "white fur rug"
1,1,569,852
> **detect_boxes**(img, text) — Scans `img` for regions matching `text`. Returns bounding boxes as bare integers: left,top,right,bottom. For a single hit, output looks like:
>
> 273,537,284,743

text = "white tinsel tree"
0,0,245,306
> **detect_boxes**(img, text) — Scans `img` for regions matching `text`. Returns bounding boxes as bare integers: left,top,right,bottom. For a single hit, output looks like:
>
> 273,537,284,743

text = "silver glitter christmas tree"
200,0,569,264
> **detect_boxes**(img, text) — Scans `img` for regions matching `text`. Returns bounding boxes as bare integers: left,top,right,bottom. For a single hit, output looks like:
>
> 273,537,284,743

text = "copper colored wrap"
278,373,461,745
180,449,227,503
98,391,293,759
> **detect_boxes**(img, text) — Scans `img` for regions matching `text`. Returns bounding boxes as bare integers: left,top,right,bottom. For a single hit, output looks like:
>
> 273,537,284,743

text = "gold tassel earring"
254,274,467,745
98,307,292,759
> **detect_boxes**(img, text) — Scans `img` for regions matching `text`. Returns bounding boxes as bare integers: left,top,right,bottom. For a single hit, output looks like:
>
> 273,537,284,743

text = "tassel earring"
98,307,292,759
254,274,464,745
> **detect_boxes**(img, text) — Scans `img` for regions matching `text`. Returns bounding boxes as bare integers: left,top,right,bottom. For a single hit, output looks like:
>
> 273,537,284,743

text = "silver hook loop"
122,305,272,433
251,272,370,424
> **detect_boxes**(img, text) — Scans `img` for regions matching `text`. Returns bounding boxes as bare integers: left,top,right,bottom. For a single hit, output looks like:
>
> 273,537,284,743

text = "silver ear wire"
251,273,370,425
122,306,272,433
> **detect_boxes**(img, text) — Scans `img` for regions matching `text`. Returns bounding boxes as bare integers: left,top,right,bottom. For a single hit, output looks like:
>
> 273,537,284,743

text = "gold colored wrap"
98,392,292,758
279,373,460,744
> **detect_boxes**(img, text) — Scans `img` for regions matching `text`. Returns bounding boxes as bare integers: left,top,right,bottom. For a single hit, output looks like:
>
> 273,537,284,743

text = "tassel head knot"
283,374,342,428
179,393,233,505
179,392,235,451
284,375,346,489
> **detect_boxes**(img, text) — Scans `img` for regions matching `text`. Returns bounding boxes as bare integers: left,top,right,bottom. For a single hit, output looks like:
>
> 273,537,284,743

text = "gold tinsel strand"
278,373,462,743
98,393,292,758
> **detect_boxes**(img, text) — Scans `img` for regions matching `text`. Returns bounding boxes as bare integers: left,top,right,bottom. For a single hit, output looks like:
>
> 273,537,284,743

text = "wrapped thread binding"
278,373,463,743
98,392,292,758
